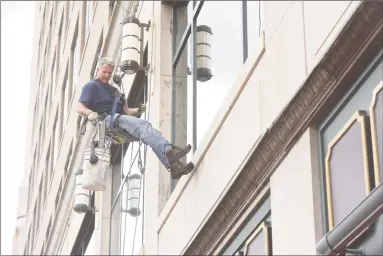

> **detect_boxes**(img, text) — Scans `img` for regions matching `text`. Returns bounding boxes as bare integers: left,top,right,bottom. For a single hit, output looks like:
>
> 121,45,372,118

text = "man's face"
97,65,113,83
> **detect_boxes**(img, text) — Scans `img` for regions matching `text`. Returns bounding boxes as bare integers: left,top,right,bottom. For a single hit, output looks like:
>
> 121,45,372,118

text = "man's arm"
76,83,94,116
76,102,93,117
123,104,140,116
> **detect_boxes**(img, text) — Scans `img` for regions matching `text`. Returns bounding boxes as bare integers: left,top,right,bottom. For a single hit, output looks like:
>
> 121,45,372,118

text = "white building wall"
15,1,364,255
144,1,362,255
270,130,318,254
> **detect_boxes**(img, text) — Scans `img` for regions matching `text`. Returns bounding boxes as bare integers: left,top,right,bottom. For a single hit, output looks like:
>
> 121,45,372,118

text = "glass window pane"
173,2,193,56
119,172,144,255
119,143,145,254
326,115,370,228
174,37,193,161
246,1,262,59
110,193,121,255
247,229,266,255
195,1,243,145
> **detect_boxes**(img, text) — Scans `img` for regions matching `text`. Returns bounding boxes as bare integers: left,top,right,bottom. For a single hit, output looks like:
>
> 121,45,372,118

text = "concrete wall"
146,1,361,254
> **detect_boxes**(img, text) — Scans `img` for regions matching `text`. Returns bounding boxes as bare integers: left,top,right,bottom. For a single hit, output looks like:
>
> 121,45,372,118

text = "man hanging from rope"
76,57,194,179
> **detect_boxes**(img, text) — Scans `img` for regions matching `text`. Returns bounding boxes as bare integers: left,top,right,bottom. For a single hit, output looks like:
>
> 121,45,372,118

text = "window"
63,2,70,41
171,1,264,163
70,26,79,100
51,52,57,106
32,204,37,247
221,195,272,255
52,108,59,178
58,15,63,71
46,217,52,242
109,0,116,21
44,145,50,204
55,180,63,213
84,1,93,39
64,140,73,180
110,142,146,255
318,56,382,232
46,11,53,66
90,33,104,79
62,66,70,132
37,177,43,225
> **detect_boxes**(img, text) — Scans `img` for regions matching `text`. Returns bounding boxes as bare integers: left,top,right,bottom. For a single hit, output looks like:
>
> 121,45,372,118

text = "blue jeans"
105,114,171,168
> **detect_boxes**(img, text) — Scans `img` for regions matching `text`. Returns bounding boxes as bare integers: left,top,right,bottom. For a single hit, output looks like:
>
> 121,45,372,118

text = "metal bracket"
89,206,98,213
140,19,151,31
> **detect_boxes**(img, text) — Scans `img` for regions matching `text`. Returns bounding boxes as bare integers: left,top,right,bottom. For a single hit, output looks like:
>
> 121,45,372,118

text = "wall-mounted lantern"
82,145,110,191
73,169,91,214
121,173,142,217
120,16,150,75
196,25,213,82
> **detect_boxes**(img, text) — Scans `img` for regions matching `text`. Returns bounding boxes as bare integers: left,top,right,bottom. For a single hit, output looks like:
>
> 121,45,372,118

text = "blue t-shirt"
78,79,124,114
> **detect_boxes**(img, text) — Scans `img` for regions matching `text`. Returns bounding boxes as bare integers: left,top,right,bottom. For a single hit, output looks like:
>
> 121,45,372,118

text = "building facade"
13,1,382,255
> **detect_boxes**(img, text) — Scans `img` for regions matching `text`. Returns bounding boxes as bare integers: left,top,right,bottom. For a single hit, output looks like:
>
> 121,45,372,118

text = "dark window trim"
219,193,271,255
317,51,383,233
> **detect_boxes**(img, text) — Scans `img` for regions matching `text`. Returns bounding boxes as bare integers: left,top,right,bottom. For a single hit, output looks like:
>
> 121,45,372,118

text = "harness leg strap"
113,114,122,128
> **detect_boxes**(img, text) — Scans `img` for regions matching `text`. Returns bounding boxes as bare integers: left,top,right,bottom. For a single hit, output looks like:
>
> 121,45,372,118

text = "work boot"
166,144,192,164
170,160,194,180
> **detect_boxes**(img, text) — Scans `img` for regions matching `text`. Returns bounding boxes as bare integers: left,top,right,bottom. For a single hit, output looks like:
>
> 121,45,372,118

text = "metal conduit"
316,182,383,255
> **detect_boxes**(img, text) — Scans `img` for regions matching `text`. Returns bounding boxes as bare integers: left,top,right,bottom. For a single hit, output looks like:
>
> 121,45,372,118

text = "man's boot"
170,160,194,180
166,144,192,164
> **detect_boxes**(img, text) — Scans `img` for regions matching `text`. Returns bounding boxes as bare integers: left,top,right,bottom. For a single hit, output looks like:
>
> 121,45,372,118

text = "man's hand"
138,103,147,114
87,111,100,126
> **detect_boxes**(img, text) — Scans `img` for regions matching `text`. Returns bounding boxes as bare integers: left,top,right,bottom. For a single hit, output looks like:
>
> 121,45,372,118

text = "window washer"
76,57,194,179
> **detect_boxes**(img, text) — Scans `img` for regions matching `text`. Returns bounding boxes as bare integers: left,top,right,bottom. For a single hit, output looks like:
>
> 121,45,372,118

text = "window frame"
317,52,383,233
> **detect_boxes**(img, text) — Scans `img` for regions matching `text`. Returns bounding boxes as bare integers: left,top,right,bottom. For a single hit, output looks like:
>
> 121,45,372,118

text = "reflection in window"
196,1,243,146
117,143,146,255
172,1,262,157
325,111,372,229
244,221,272,255
85,1,93,38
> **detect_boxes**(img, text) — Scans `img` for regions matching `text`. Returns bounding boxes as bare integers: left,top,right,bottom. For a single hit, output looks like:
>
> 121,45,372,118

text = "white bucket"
82,147,111,191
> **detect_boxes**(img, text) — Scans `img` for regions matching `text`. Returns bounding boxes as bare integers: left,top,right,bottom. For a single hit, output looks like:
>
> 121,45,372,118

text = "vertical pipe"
171,6,177,144
192,7,197,152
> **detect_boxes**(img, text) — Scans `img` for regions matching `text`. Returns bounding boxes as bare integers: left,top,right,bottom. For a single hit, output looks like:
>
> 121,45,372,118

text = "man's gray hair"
97,57,115,69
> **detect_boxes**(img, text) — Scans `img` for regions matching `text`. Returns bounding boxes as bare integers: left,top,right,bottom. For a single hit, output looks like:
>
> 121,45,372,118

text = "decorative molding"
185,1,383,255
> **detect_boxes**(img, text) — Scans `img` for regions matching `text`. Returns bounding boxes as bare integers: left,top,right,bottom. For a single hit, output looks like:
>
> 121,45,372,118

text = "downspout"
316,183,383,255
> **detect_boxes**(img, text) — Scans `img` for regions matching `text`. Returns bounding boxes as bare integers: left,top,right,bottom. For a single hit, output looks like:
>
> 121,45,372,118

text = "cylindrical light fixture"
196,25,213,82
121,173,141,217
73,169,90,214
121,17,141,75
82,147,110,191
